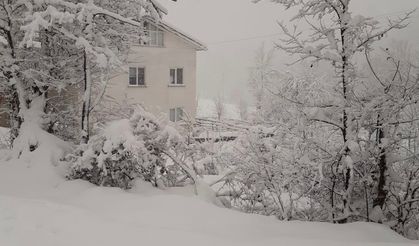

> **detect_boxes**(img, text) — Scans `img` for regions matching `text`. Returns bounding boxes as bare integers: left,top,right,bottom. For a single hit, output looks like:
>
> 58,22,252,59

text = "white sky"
159,0,419,104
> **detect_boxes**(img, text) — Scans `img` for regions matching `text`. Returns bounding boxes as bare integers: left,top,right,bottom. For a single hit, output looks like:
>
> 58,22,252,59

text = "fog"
160,0,419,104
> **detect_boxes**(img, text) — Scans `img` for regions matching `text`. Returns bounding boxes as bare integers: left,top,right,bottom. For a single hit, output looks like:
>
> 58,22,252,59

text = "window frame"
142,22,164,47
169,107,184,122
128,67,146,87
169,68,184,85
169,108,176,122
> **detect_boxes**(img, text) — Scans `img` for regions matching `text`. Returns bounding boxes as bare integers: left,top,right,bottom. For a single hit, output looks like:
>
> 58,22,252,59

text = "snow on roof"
159,20,208,51
149,0,168,15
144,16,208,51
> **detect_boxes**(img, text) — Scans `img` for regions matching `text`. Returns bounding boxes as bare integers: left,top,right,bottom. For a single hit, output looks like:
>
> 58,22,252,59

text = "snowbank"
0,187,415,246
0,132,415,246
0,158,415,246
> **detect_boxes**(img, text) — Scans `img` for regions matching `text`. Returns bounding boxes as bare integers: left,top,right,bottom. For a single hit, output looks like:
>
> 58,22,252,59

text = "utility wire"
208,33,281,45
206,9,419,46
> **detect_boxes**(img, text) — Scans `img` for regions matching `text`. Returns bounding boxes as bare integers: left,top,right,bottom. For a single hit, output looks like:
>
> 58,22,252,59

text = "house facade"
106,17,207,122
0,2,206,128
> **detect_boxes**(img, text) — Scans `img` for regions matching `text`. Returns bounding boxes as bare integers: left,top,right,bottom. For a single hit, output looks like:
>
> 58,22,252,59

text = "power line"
206,10,419,46
207,33,281,45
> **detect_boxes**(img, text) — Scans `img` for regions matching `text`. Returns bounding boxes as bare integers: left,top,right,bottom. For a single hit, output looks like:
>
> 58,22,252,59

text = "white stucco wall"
105,29,198,120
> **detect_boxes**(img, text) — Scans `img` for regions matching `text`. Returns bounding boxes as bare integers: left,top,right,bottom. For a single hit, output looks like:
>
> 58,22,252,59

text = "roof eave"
159,21,208,51
142,16,207,51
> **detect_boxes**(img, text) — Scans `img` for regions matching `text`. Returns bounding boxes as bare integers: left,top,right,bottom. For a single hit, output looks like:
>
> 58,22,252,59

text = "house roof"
159,20,208,51
144,16,208,51
149,0,168,15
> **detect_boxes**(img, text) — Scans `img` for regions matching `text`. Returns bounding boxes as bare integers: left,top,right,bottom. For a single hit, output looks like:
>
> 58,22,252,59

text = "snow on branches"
68,106,183,189
258,0,414,65
0,0,162,153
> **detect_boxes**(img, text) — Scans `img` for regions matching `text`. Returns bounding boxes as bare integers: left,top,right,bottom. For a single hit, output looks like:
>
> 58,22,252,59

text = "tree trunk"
9,85,22,143
81,50,92,144
340,4,352,223
373,115,388,209
3,27,22,145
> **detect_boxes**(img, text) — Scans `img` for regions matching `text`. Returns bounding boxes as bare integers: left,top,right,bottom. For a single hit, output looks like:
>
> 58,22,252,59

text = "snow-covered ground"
0,155,416,246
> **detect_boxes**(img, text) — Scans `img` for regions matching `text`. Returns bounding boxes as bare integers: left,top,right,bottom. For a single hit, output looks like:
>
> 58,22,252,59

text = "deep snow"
0,147,416,246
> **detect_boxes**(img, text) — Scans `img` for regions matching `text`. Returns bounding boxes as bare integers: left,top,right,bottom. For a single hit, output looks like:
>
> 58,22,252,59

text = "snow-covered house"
106,3,207,122
0,1,206,128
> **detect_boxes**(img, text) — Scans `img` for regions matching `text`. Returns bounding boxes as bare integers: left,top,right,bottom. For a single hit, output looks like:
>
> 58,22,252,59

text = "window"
170,68,183,85
169,108,176,122
129,67,145,86
143,22,164,47
169,107,184,122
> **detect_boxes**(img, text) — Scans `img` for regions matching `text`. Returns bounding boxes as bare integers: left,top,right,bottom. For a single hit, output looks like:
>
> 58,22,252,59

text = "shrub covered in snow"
67,107,185,189
215,125,321,220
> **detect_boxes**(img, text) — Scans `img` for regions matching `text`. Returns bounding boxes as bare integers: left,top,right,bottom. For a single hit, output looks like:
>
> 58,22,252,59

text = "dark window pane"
129,67,137,85
157,32,164,46
143,22,163,47
148,24,157,32
177,68,183,84
169,108,176,122
176,108,184,121
170,69,176,84
138,68,145,85
150,32,157,46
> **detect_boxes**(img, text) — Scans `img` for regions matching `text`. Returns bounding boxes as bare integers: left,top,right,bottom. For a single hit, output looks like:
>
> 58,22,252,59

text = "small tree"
214,94,225,120
68,107,179,189
0,0,162,154
238,97,248,121
255,0,414,222
249,43,278,115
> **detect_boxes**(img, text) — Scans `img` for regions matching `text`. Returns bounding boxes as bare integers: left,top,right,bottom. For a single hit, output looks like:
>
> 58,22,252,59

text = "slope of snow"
1,190,415,246
0,156,415,246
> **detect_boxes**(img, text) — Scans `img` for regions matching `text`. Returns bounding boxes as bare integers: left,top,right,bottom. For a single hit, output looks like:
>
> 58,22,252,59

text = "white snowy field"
0,147,416,246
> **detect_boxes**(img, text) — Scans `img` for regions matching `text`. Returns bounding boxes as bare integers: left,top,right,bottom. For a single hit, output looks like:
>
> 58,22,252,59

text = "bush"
67,107,184,189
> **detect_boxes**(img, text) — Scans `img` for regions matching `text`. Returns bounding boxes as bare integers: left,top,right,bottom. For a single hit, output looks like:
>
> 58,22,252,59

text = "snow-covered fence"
193,118,276,143
195,118,249,131
194,118,249,143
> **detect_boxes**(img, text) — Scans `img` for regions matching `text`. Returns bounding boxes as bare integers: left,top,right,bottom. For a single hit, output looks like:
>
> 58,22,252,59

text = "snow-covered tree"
68,107,179,189
248,43,278,115
238,97,248,121
0,0,162,155
254,0,415,223
69,106,223,205
214,93,225,120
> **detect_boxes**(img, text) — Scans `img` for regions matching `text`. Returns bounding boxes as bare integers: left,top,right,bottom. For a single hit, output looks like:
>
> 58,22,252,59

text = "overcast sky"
159,0,419,104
